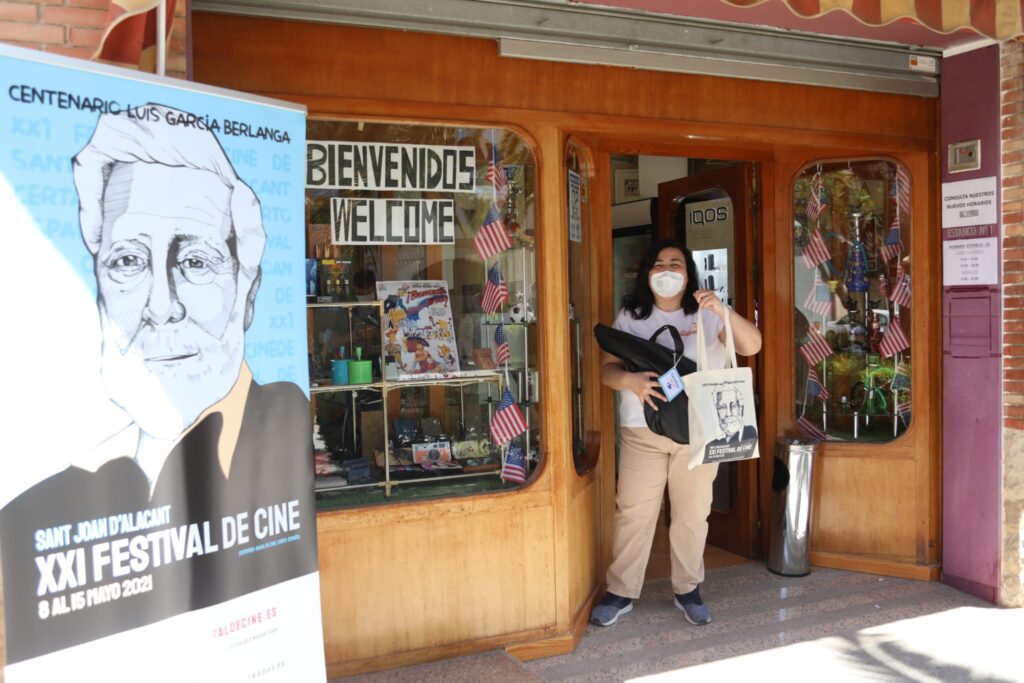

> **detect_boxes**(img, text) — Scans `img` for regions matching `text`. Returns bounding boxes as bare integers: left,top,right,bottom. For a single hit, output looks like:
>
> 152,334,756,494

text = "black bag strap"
649,325,685,370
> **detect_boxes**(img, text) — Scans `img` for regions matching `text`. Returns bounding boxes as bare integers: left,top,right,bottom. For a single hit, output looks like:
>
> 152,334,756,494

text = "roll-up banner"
0,45,325,681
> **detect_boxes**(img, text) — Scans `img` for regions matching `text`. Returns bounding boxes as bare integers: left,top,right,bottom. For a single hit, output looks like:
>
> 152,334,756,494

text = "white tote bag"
685,308,760,469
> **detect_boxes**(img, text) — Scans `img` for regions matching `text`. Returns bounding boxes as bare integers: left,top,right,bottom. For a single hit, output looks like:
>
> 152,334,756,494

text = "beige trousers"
606,427,719,599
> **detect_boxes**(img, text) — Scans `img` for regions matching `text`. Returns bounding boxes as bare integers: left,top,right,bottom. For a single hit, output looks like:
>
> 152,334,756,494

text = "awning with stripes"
722,0,1024,41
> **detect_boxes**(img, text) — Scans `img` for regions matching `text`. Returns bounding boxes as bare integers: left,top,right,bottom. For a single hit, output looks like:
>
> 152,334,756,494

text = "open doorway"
609,154,762,578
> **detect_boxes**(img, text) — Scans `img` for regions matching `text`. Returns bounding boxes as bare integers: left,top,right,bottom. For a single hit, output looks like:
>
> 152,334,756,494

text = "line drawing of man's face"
714,388,745,440
95,162,250,440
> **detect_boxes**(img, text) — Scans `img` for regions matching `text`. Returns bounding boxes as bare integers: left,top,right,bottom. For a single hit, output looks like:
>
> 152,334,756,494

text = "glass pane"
305,121,539,507
566,140,596,475
793,160,912,443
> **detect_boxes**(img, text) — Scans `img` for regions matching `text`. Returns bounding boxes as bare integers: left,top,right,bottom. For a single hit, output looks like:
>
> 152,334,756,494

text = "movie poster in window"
376,280,461,379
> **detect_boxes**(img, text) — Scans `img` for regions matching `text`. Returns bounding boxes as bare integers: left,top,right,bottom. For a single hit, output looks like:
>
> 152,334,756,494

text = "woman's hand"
694,290,763,356
626,371,667,410
695,289,726,317
600,351,667,408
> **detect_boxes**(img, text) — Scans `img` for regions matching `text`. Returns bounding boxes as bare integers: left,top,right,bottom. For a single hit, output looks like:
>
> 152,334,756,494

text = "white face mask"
650,271,686,298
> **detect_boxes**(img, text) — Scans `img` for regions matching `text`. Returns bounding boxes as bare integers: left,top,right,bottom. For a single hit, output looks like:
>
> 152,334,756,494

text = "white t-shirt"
612,306,726,427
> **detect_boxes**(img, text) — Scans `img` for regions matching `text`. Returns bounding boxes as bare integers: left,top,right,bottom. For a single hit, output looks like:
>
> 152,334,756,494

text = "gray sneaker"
590,592,633,626
673,586,711,625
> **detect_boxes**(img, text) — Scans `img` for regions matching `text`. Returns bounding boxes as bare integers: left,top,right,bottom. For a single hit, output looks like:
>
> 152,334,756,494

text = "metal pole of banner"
156,0,167,76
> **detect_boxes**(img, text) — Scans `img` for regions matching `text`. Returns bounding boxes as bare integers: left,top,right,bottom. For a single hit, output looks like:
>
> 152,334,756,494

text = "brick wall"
1003,37,1024,609
0,0,188,78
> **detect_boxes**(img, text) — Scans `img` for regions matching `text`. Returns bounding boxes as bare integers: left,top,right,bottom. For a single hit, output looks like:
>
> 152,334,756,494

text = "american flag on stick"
807,171,829,229
889,262,911,308
881,213,903,263
879,319,910,357
494,322,510,365
486,145,506,197
807,367,829,401
800,229,831,269
500,442,527,484
897,400,912,419
798,327,833,367
481,262,509,314
491,388,528,445
796,415,828,442
803,271,833,317
474,205,512,261
896,165,910,217
891,361,911,392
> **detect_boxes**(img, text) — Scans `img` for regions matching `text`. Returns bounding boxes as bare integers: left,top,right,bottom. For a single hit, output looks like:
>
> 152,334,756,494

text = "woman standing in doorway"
591,239,762,627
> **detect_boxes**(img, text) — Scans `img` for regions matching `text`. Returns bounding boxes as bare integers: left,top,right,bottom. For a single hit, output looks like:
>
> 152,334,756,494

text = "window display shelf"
309,300,515,499
311,371,502,394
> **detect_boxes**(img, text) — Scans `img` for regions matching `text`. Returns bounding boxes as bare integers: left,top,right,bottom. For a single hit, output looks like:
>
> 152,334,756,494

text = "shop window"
305,120,539,507
793,160,912,443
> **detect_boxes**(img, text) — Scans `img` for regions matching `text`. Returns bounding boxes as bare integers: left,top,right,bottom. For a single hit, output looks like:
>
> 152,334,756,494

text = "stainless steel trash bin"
767,437,818,576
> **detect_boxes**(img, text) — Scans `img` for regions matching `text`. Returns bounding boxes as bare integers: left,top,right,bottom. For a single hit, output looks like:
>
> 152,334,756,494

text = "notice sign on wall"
568,169,581,243
308,140,475,245
942,176,997,229
943,238,998,286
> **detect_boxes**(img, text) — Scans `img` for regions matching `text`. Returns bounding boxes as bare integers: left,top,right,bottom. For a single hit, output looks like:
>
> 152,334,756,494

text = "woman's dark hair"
623,238,700,319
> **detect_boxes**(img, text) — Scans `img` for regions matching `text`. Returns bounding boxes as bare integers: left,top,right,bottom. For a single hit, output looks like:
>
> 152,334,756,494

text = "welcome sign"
307,140,476,245
0,45,324,681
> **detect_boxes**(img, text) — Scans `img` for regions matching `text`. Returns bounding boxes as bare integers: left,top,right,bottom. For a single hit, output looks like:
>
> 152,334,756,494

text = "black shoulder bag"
594,323,696,444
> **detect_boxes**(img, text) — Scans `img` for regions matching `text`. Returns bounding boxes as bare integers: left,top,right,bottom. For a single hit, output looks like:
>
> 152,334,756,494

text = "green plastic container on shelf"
349,346,373,384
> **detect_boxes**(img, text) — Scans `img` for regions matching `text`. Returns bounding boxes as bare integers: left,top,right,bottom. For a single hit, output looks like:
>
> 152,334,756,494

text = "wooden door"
658,163,761,558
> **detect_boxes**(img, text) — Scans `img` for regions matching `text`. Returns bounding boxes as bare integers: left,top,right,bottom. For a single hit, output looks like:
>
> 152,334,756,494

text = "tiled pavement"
338,561,1023,682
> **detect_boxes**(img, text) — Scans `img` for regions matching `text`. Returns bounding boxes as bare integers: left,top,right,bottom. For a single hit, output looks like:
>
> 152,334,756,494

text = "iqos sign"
685,198,733,251
689,204,729,225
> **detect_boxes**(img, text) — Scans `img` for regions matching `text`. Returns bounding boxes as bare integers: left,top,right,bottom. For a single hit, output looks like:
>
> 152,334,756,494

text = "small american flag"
889,266,911,308
800,228,831,269
896,165,910,217
897,400,912,419
807,367,829,401
491,388,528,445
803,271,833,317
799,327,833,367
881,214,902,263
892,361,911,391
500,442,527,483
494,322,510,365
796,415,827,442
486,145,506,196
879,319,910,357
474,205,512,261
482,262,509,314
807,171,829,228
